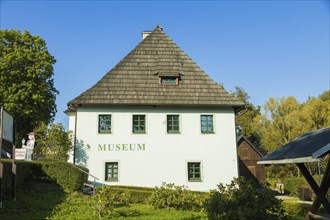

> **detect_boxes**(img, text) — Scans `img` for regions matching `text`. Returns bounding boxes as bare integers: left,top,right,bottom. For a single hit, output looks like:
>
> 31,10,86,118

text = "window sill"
188,179,202,182
133,132,146,134
105,179,118,182
167,132,181,134
201,132,215,134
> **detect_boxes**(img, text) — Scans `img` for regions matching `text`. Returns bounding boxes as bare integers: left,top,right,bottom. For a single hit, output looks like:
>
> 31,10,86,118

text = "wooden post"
11,145,16,200
0,107,3,209
296,162,330,214
310,157,330,214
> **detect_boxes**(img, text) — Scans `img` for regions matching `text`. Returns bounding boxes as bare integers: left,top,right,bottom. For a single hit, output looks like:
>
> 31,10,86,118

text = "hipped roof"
258,127,330,164
67,25,244,110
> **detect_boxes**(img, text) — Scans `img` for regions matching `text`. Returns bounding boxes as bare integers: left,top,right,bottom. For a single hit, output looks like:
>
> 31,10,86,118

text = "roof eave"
258,156,321,165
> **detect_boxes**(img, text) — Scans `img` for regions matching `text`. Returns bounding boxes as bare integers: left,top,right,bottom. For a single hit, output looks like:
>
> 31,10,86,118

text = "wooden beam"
311,157,330,214
297,163,330,214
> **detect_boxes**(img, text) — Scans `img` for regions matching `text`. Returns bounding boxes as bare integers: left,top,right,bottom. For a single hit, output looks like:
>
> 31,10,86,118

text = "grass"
0,180,207,220
0,180,67,220
1,180,320,220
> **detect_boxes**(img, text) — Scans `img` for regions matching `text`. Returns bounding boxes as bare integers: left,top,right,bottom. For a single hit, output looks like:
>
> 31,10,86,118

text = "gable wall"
69,106,239,191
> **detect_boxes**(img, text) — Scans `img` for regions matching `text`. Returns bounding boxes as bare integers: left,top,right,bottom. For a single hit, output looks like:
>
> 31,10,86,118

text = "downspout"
234,105,248,178
73,111,78,165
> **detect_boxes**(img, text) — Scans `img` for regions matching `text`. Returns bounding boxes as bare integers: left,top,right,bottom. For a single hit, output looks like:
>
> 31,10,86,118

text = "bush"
283,177,307,197
108,186,153,203
205,177,287,220
1,159,41,194
148,182,208,210
38,159,88,191
1,159,88,195
94,186,131,218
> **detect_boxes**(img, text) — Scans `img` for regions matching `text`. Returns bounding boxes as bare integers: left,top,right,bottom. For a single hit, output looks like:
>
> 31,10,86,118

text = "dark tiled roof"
67,25,244,109
259,127,330,164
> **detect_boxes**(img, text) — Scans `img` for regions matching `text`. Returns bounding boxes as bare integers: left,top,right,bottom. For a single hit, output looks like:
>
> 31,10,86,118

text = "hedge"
105,185,155,204
1,159,88,194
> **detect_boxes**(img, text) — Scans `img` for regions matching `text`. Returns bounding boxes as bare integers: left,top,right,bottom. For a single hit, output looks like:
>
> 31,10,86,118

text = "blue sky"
1,1,329,129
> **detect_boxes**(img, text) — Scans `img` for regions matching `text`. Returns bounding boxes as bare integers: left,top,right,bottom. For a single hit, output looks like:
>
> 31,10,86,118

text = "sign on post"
0,107,15,208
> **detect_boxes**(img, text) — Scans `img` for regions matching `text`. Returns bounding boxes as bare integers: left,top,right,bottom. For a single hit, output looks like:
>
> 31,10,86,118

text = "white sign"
2,109,14,143
15,149,27,160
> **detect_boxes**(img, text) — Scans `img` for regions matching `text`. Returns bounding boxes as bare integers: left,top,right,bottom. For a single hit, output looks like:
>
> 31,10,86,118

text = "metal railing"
74,165,99,195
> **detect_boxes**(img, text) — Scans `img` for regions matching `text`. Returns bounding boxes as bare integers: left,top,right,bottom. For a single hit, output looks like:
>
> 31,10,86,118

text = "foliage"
282,199,325,218
50,191,95,220
108,186,154,203
1,159,40,194
232,86,262,145
34,122,73,161
94,185,131,218
254,91,330,178
148,182,208,210
0,30,58,143
283,177,308,197
256,93,330,154
0,180,67,220
205,177,287,220
38,159,88,192
1,159,88,195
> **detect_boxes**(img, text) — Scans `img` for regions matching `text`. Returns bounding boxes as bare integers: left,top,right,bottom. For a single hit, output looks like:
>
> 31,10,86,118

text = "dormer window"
161,76,178,85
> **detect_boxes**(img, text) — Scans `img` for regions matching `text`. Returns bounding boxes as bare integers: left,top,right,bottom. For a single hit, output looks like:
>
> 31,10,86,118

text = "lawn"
0,180,207,220
0,180,315,220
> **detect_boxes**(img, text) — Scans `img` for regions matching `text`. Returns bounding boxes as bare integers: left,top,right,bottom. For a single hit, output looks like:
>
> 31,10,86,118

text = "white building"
66,25,244,191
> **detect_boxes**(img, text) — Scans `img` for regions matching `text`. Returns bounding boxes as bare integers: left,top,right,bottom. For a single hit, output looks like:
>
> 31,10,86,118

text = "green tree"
256,93,330,178
34,123,73,161
0,30,58,143
233,87,261,145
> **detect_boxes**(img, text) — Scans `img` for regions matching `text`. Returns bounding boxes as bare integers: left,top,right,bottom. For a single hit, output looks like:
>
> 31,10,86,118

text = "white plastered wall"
69,106,239,191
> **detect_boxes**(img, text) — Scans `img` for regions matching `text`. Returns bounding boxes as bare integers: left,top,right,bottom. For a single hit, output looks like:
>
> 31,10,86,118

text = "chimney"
142,31,151,40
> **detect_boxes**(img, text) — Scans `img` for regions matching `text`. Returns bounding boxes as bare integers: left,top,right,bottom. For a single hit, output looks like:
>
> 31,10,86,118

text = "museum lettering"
98,143,146,151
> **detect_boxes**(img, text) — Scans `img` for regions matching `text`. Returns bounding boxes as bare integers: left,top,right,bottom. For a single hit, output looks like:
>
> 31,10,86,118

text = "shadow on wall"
75,139,91,167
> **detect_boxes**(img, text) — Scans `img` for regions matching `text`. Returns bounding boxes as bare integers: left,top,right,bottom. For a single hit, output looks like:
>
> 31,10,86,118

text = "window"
188,162,202,182
98,115,111,133
201,115,214,133
105,162,118,181
160,76,178,85
133,115,146,134
167,115,180,133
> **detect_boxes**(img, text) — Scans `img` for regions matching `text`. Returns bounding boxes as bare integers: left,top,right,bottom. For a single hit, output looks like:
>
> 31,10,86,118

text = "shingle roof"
67,25,244,110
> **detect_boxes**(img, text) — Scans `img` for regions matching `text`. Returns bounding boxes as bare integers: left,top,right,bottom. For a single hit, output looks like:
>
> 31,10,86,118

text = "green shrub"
282,200,311,217
94,186,131,218
205,177,287,220
38,159,88,191
283,177,308,197
108,186,153,203
148,182,208,210
1,159,88,195
1,159,41,194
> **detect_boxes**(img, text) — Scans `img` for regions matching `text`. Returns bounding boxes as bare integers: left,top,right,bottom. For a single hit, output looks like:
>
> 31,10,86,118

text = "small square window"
201,115,214,133
105,162,118,181
188,162,202,182
99,115,111,133
133,115,146,134
167,115,180,133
